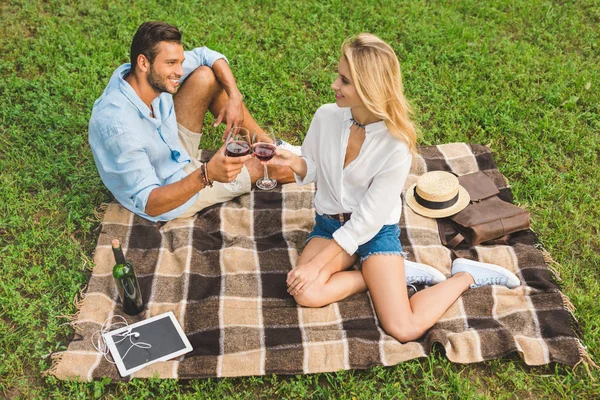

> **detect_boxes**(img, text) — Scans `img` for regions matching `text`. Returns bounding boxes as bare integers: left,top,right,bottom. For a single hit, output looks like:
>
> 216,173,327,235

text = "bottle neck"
112,243,126,265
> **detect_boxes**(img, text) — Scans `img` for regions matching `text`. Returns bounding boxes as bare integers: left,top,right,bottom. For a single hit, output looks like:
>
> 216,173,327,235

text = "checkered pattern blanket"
49,143,589,380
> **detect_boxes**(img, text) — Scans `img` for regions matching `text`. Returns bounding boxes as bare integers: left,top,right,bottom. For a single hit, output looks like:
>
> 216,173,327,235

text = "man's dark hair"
130,21,182,72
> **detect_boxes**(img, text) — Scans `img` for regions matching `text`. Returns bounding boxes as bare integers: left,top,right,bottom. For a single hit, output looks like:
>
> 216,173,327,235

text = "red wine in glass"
253,143,276,161
226,141,251,157
225,127,250,191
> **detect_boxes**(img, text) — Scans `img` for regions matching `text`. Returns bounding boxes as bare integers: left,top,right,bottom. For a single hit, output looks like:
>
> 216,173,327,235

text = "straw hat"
405,171,470,218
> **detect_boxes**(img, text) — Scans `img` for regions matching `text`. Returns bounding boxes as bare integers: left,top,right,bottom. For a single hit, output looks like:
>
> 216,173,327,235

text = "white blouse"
295,104,412,255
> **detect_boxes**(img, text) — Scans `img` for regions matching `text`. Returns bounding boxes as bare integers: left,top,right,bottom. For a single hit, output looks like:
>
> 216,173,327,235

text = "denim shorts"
307,213,404,263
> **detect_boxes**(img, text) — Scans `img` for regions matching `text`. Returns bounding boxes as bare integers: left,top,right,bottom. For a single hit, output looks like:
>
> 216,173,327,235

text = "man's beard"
147,64,176,94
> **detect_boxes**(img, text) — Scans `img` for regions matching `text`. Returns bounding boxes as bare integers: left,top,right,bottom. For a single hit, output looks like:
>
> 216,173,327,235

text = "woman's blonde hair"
342,33,418,153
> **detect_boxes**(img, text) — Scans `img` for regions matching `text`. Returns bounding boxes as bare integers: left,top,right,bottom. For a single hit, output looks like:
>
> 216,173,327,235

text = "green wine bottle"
111,239,144,315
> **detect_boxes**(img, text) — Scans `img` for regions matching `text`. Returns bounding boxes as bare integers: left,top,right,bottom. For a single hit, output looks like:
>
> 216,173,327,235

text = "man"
89,21,295,221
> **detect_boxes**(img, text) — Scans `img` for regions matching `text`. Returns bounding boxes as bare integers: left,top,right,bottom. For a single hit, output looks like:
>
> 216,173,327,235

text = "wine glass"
253,129,278,190
224,127,251,191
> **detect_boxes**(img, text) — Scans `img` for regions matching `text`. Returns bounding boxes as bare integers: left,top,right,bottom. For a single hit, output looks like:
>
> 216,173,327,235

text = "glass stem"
263,164,269,180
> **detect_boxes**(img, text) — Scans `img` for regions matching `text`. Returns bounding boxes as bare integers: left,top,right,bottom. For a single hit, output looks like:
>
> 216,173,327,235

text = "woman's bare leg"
292,238,367,307
362,255,473,342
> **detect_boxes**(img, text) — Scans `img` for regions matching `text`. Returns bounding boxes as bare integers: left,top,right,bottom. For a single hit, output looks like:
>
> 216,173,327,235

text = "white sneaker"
451,258,521,289
276,138,302,156
405,260,447,285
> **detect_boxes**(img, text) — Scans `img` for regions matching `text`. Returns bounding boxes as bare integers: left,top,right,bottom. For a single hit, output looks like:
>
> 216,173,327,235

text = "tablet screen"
103,312,193,376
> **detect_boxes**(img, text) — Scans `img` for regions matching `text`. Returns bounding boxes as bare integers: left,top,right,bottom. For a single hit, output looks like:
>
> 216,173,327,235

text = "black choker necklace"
350,118,366,129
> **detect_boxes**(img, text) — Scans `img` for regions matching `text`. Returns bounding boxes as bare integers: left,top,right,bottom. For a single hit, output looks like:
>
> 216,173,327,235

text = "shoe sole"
404,260,447,284
452,258,521,288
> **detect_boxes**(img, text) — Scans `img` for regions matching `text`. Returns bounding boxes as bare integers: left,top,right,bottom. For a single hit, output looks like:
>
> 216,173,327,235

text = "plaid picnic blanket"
48,143,590,380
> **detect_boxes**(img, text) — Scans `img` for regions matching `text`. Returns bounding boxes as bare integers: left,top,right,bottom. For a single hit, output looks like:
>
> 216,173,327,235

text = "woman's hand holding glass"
262,148,307,181
265,148,296,167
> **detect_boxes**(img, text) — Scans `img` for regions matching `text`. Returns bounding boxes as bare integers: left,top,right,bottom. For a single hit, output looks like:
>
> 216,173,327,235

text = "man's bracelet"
200,162,213,188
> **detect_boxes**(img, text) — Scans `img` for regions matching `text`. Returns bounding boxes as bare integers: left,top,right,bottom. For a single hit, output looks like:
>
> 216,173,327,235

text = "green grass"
1,0,599,397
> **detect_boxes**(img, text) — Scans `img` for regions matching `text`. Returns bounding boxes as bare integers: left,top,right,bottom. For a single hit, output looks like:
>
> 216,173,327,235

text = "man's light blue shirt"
89,47,227,222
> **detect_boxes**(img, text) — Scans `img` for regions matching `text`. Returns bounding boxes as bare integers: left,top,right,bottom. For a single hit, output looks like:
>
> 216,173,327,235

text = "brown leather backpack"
437,171,531,248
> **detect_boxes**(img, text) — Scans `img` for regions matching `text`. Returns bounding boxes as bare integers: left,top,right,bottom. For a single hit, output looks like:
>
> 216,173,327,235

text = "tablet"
103,311,193,377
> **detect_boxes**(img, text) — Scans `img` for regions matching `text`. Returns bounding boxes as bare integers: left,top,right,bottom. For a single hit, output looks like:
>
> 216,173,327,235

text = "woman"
267,33,520,342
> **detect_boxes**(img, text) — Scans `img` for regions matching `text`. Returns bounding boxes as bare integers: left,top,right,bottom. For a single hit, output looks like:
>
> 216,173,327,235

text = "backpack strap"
446,232,466,248
437,219,465,248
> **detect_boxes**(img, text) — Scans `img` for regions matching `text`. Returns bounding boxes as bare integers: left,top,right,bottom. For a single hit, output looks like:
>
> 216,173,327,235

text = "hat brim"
405,183,470,218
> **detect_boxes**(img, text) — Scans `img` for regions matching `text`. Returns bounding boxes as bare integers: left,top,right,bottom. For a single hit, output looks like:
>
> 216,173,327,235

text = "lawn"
1,0,599,398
